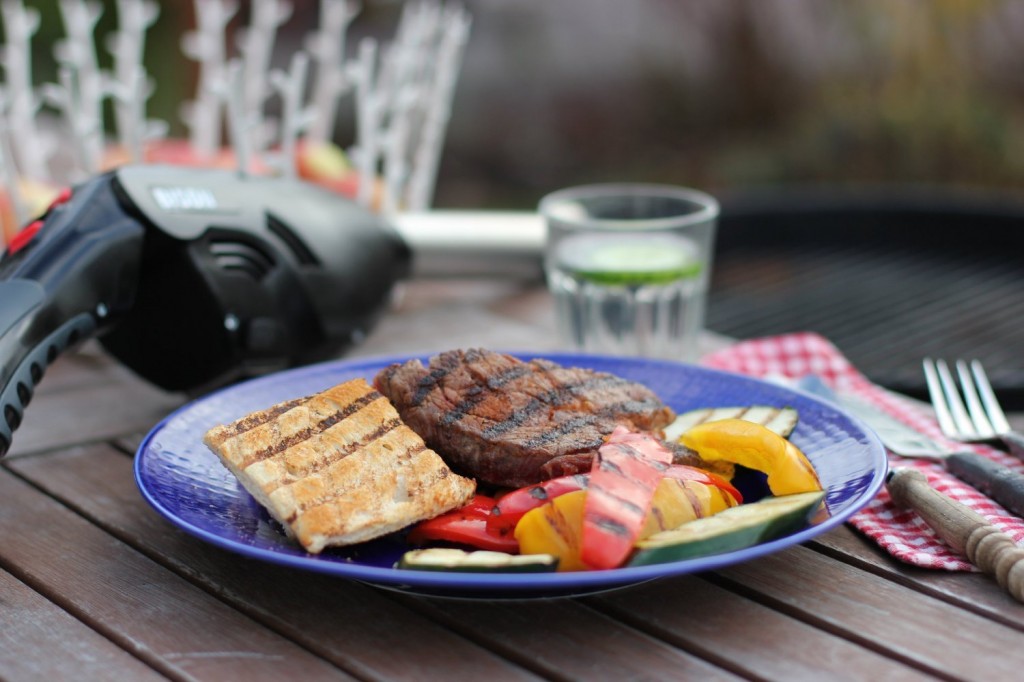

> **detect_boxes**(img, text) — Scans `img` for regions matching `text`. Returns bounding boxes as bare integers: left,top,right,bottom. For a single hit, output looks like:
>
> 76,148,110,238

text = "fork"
924,359,1024,460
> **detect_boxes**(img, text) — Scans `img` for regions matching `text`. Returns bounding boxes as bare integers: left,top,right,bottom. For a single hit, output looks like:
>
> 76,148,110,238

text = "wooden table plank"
0,467,356,681
6,367,182,458
393,594,742,681
13,444,743,681
7,446,545,682
590,574,934,681
7,274,1023,680
0,567,168,681
812,525,1024,627
353,297,559,359
714,545,1024,679
24,342,130,396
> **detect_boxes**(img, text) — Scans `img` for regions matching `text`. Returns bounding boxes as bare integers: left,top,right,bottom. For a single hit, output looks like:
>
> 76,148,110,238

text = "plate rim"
134,350,888,593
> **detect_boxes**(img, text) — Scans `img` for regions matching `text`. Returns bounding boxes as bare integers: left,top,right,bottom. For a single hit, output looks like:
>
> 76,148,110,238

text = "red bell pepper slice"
664,464,743,505
406,494,520,553
486,474,591,537
581,426,673,570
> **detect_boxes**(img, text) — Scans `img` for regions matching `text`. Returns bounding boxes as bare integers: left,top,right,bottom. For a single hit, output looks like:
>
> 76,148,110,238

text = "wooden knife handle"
887,467,1024,603
944,451,1024,518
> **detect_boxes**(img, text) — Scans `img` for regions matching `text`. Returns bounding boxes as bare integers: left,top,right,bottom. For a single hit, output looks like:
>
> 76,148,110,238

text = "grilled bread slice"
203,378,476,554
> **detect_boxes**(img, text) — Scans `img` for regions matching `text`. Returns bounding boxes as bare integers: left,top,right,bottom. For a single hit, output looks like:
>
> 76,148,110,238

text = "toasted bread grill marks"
234,390,381,469
254,414,403,496
373,348,676,487
203,396,307,449
203,377,476,554
280,426,427,524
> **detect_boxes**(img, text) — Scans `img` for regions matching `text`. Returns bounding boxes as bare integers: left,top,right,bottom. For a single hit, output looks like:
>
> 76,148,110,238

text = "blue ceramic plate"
135,352,886,598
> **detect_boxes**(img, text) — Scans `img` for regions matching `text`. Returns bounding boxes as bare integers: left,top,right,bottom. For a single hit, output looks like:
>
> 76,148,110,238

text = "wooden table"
3,278,1023,681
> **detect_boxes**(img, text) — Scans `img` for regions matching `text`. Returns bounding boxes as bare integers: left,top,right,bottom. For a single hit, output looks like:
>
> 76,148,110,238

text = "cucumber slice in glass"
556,235,704,285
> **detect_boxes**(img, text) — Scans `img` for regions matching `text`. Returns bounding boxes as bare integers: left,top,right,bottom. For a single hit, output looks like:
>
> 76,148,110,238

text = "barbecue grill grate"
706,190,1024,409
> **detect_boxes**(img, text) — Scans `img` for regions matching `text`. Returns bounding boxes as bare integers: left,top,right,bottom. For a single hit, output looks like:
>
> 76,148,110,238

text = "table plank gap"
808,525,1024,629
0,468,360,681
7,445,547,682
587,574,935,681
706,544,1024,680
0,566,172,682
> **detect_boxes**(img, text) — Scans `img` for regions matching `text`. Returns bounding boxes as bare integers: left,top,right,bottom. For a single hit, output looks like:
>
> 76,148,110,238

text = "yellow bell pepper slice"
706,483,736,514
679,418,822,495
514,490,588,572
639,477,739,541
640,478,702,539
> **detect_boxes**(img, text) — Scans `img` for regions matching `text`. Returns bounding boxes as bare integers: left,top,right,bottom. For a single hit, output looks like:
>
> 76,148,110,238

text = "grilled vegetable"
639,478,708,539
487,462,742,549
630,491,826,566
664,406,799,442
679,419,822,496
406,494,519,553
514,489,588,572
664,464,743,506
487,474,590,537
515,477,736,571
397,548,558,573
581,426,673,570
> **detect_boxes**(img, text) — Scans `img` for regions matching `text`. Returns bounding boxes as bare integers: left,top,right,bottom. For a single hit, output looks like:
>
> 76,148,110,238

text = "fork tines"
923,358,1010,442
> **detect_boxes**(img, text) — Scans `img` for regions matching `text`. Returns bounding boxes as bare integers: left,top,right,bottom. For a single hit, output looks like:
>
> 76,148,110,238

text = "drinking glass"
540,183,718,361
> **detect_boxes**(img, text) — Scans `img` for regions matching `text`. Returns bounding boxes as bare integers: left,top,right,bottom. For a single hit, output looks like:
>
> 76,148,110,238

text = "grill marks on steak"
373,349,675,487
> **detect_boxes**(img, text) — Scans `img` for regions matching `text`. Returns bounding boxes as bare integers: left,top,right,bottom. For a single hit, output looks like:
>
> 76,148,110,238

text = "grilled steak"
373,349,675,487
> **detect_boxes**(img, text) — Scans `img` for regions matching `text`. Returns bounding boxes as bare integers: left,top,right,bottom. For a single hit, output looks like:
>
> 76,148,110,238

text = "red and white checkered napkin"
700,331,1024,571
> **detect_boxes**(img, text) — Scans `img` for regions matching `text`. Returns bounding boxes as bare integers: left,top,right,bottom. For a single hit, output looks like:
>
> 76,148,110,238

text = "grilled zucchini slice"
397,548,559,573
629,491,825,566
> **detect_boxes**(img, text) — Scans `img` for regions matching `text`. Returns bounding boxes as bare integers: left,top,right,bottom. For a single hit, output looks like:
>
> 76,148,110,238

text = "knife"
887,468,1024,603
793,375,1024,519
